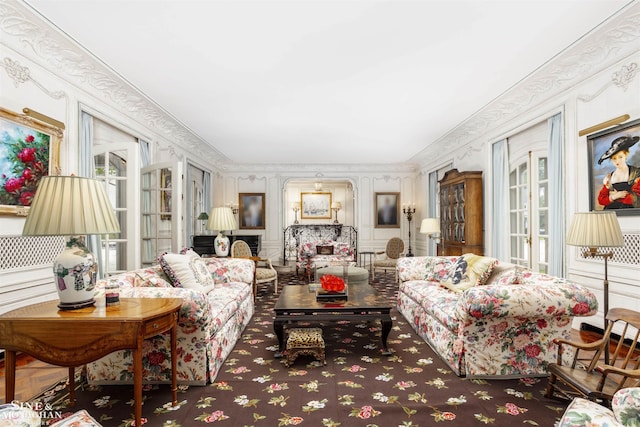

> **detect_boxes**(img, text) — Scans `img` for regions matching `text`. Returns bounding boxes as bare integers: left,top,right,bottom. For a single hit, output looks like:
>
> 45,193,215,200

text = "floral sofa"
295,239,356,274
86,255,254,385
397,255,598,378
558,387,640,427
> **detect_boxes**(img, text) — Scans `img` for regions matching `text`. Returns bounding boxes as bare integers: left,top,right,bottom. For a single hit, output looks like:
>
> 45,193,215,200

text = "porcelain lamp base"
54,237,97,310
214,233,230,257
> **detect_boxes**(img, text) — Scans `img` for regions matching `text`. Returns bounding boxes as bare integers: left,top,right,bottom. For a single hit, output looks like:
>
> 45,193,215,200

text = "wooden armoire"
437,169,484,256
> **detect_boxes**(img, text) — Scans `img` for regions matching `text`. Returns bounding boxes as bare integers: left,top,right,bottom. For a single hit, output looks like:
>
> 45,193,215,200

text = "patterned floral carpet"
34,271,568,426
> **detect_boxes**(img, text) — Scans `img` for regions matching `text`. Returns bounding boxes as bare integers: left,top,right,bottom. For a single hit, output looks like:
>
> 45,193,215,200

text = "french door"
141,162,183,266
509,150,549,273
94,143,140,275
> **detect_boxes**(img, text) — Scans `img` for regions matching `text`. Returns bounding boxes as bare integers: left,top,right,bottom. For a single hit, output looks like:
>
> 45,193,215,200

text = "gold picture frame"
239,192,266,229
300,192,332,219
0,106,62,216
375,192,400,228
160,167,172,221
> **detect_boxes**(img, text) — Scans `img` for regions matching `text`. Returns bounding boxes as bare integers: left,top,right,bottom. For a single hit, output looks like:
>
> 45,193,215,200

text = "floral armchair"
558,387,640,427
295,240,355,275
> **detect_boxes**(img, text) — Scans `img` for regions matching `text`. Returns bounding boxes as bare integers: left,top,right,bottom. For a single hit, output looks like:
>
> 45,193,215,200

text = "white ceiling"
25,0,632,165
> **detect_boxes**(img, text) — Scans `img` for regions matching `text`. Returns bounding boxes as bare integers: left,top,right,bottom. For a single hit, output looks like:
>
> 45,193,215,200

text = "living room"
1,0,640,425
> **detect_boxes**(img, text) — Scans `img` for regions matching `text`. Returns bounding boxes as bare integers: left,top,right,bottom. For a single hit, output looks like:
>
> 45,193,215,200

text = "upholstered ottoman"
316,266,369,285
285,328,326,367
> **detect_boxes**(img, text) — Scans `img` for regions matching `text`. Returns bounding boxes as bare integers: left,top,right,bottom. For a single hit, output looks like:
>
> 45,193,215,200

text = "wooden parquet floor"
0,354,68,402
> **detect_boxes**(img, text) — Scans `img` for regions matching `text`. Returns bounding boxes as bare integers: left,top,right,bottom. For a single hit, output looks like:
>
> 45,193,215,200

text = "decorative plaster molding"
238,175,267,183
578,62,638,102
410,4,640,167
0,0,228,166
1,56,66,100
224,161,417,174
612,62,638,90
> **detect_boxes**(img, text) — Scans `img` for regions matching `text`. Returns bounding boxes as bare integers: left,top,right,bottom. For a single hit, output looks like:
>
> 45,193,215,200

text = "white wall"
412,4,640,329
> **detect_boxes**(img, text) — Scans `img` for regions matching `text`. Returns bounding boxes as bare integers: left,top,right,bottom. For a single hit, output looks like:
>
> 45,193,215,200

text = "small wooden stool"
285,328,326,367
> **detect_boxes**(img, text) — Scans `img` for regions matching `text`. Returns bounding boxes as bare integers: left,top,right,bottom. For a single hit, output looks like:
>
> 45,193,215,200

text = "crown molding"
221,161,418,174
0,0,230,166
410,2,640,168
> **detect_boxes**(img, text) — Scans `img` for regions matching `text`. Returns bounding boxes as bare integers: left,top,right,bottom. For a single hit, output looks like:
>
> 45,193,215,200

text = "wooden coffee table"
273,284,392,357
0,297,182,427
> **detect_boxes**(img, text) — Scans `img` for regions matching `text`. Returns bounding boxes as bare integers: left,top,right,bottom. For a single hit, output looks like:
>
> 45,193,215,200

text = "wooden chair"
545,307,640,407
372,237,404,283
231,240,278,297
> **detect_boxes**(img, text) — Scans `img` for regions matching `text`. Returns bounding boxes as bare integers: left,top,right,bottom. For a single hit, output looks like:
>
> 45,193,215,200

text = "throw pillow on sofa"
441,253,498,292
424,257,454,282
158,251,215,292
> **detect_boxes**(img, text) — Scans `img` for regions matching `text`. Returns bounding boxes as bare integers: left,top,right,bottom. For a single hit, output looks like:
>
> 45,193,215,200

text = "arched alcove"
283,178,356,227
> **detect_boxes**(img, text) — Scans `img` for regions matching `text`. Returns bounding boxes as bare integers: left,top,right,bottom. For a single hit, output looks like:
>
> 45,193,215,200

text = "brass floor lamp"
566,211,624,335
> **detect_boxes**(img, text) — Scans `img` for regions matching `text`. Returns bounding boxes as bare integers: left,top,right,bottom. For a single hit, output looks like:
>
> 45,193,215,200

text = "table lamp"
22,176,120,310
331,201,342,224
197,212,209,234
207,206,237,256
566,211,624,332
292,201,300,224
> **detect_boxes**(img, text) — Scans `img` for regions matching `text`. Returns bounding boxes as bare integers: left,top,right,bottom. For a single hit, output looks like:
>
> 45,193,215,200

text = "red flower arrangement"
320,274,346,293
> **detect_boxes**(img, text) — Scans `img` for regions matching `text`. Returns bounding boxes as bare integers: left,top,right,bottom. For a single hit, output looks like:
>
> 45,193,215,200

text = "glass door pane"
509,160,530,267
94,143,139,276
141,162,182,266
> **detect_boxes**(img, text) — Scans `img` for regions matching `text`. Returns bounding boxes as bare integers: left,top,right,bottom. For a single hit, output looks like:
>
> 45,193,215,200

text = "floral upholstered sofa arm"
454,279,598,322
558,387,640,427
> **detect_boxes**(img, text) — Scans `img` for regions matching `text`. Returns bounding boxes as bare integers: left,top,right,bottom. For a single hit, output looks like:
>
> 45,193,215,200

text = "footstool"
285,328,326,367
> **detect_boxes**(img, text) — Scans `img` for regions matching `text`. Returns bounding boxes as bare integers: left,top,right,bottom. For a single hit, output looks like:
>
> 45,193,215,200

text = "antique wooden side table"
0,297,182,427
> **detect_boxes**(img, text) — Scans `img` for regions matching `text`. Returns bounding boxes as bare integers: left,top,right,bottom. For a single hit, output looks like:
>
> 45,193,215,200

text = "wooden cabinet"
438,169,483,256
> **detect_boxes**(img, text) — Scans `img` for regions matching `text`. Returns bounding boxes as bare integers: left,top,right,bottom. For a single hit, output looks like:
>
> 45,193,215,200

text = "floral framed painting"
0,107,62,216
300,192,332,220
588,117,640,215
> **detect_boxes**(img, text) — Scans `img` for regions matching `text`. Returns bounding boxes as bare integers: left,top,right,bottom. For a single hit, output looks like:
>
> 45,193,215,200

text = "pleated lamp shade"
23,175,120,236
566,211,624,249
22,175,120,310
207,207,237,232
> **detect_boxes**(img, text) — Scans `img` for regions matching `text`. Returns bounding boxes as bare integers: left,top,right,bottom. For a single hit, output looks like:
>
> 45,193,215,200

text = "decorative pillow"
440,253,498,293
424,257,454,282
316,245,334,255
158,251,215,292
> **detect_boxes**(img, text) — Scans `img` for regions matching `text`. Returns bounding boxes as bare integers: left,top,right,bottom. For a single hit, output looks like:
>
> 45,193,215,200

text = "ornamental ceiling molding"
223,161,417,174
410,4,640,167
0,0,229,166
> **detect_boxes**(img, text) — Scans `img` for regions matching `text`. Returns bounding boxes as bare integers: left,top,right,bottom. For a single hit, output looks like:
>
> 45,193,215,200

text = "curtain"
204,171,211,215
80,112,104,277
548,113,563,276
428,171,438,256
186,165,194,244
139,139,150,167
491,139,509,261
